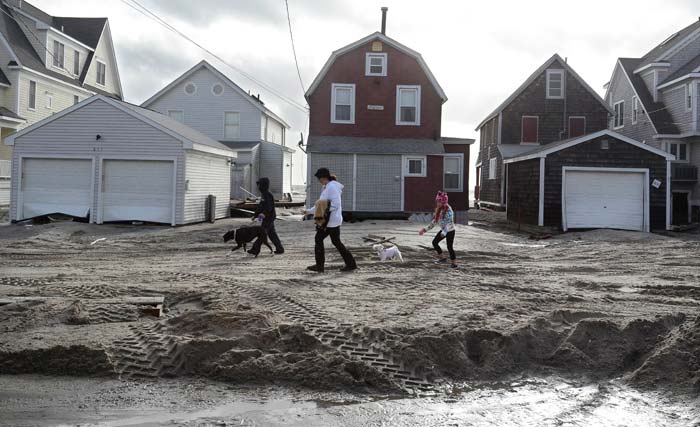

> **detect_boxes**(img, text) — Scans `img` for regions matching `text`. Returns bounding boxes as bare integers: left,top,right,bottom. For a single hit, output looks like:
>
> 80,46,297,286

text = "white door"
283,152,293,194
101,160,174,224
20,158,93,220
563,169,646,231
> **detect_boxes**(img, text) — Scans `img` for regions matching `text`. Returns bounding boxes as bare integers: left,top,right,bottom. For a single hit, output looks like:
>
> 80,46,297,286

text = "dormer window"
52,40,65,69
365,53,387,76
546,69,564,99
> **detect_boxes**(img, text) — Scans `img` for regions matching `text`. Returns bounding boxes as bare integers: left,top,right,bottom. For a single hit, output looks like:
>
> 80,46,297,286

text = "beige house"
0,0,122,204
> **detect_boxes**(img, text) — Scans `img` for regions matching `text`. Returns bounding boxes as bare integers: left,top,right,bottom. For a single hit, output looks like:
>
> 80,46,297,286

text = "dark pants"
250,221,283,254
433,230,456,260
315,226,356,268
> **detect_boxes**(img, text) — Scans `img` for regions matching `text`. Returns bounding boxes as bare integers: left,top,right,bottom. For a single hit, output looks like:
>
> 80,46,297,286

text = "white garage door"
101,160,174,224
564,169,646,231
21,158,93,220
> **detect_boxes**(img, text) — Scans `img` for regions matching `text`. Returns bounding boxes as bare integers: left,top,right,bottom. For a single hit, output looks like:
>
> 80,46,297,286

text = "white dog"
372,244,404,262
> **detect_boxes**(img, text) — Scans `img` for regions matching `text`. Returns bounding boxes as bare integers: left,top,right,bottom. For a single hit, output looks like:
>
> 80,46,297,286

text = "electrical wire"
284,0,306,98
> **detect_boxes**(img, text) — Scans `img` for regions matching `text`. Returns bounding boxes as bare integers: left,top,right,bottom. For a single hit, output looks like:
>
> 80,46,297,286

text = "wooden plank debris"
0,296,164,306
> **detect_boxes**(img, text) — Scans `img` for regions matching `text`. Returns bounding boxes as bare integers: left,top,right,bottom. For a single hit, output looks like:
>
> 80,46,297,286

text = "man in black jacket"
249,177,284,256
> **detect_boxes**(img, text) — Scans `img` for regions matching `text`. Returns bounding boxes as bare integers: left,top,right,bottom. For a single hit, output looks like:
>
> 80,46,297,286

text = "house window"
668,142,688,162
632,96,639,124
613,101,624,129
224,111,240,139
488,157,497,180
331,83,355,124
52,40,64,69
546,69,564,99
521,116,538,144
444,155,463,191
365,53,387,76
45,93,53,110
184,82,197,95
568,116,586,138
404,156,426,177
73,95,79,105
396,85,421,125
28,80,36,110
212,83,224,96
685,83,693,111
73,51,80,75
168,109,184,123
96,61,106,86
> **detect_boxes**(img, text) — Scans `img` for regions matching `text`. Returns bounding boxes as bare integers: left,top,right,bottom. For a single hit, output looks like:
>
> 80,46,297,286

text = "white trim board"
604,60,659,135
305,32,447,103
503,130,675,164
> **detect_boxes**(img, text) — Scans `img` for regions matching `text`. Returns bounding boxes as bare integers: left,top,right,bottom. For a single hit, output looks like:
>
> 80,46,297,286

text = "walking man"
249,177,284,256
306,168,357,273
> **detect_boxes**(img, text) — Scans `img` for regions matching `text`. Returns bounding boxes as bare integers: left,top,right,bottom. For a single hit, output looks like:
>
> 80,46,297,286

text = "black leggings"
315,226,356,268
433,230,456,260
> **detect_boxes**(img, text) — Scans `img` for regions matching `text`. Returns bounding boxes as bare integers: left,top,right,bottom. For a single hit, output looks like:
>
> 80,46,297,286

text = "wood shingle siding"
506,158,540,225
478,117,502,205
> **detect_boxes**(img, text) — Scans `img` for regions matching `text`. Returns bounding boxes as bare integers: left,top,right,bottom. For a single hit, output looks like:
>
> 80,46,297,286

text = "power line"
121,0,309,114
284,0,306,97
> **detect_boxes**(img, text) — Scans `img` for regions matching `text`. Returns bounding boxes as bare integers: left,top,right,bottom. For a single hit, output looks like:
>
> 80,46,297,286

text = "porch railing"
672,164,698,182
0,160,10,178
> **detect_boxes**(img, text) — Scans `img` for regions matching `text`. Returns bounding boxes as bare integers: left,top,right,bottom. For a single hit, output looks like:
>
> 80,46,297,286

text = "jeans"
315,226,356,268
433,230,456,260
250,221,283,254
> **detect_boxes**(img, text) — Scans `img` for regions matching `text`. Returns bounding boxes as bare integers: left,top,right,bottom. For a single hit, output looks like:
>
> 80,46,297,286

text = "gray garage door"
308,153,354,211
355,154,402,212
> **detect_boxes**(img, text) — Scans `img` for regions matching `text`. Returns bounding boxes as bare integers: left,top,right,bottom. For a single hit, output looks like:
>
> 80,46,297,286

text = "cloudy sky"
32,0,699,186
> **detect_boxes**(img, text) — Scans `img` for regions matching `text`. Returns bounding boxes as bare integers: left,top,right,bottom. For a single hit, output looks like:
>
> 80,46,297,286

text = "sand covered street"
1,215,699,425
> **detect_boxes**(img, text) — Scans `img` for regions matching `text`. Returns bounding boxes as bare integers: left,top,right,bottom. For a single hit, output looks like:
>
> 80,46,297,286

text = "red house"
305,9,473,219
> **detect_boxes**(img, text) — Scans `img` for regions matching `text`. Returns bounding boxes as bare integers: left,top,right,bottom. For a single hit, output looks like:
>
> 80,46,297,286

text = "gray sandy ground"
0,213,699,425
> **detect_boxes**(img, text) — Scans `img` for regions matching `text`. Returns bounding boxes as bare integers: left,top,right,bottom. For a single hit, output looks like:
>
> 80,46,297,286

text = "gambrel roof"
476,54,612,130
305,32,447,103
141,60,290,129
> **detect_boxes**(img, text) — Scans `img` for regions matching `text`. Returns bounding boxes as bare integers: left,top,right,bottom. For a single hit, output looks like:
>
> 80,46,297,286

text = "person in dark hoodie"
249,177,284,256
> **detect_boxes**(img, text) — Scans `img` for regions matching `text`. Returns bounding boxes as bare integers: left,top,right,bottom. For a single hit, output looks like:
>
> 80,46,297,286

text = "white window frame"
685,83,693,112
667,141,689,163
96,60,106,87
521,115,539,144
52,40,65,70
613,100,625,129
403,155,426,177
223,111,240,140
330,83,355,124
568,116,586,137
365,52,387,77
167,109,185,123
632,96,639,124
28,80,36,111
183,81,197,96
396,85,421,126
488,157,497,180
443,154,464,192
45,93,53,110
546,69,565,99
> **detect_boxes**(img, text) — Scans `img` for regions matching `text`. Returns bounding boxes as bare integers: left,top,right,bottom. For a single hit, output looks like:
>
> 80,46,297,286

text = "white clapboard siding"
250,145,260,195
259,142,284,198
147,67,262,142
283,151,293,194
85,23,121,97
0,178,10,205
10,99,186,224
183,151,231,223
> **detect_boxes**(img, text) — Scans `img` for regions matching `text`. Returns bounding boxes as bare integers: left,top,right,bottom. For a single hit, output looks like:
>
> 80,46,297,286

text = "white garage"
6,95,234,225
562,168,647,232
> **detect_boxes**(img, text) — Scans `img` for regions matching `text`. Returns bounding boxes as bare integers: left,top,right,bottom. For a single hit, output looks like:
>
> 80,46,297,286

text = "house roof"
308,135,452,155
141,60,291,129
497,144,536,159
503,129,674,163
639,19,700,66
220,140,260,152
475,54,612,130
6,95,234,157
305,32,447,103
659,54,700,85
0,67,9,85
439,136,475,145
51,17,106,49
617,58,678,135
0,106,24,121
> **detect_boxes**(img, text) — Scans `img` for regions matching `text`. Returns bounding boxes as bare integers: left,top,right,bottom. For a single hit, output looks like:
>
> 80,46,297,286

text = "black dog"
223,226,273,256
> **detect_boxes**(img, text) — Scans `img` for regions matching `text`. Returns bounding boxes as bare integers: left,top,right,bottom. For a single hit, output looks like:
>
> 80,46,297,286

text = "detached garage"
6,95,234,225
504,130,674,232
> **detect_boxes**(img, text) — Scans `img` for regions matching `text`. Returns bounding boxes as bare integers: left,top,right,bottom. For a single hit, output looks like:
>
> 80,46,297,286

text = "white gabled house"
0,0,123,205
6,95,234,225
141,60,294,200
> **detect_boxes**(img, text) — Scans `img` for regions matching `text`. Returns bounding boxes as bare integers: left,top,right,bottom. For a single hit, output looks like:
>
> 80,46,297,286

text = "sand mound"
0,345,113,375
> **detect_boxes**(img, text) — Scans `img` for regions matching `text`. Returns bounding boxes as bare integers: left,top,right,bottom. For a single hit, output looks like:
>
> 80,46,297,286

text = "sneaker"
274,249,285,255
434,258,448,264
449,264,459,269
339,265,357,272
306,265,324,273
